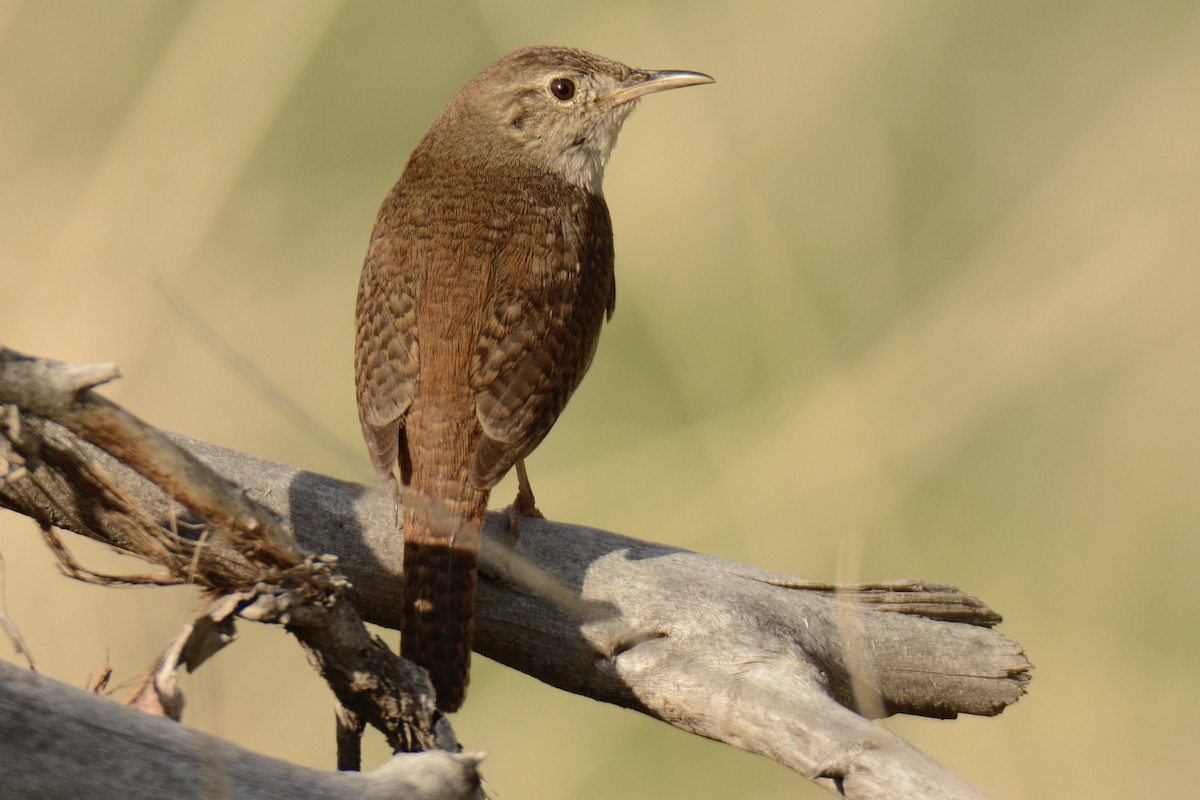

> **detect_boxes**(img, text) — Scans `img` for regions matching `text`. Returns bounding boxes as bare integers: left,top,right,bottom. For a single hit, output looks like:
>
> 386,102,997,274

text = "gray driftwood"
0,346,459,781
0,347,1031,799
0,660,483,800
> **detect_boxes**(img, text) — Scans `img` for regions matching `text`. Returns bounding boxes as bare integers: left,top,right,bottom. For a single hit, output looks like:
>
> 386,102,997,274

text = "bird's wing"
470,197,615,489
355,231,419,481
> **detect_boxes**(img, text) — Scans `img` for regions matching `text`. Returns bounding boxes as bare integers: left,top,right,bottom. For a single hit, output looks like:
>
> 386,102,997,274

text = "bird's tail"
400,486,486,712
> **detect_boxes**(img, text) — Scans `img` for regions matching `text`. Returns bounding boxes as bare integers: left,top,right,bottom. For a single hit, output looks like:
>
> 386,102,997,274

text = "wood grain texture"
0,662,483,800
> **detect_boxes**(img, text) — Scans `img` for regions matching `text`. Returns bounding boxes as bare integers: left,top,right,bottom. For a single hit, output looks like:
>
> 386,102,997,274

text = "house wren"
354,46,712,711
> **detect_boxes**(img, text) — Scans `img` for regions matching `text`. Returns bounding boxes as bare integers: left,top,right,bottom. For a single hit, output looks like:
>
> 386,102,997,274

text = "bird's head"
436,46,713,193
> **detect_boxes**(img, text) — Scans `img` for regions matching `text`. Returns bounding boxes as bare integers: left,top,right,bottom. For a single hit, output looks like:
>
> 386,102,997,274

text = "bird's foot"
505,460,544,545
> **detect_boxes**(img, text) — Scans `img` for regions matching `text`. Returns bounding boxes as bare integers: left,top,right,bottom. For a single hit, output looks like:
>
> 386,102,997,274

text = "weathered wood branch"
0,661,483,800
0,346,458,764
0,347,1031,799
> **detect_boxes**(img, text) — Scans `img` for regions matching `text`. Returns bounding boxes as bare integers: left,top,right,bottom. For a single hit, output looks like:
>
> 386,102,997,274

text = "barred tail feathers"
400,486,485,712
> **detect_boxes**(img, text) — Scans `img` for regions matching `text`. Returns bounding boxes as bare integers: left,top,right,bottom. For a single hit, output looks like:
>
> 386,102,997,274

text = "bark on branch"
0,347,1031,799
0,346,459,774
0,661,482,800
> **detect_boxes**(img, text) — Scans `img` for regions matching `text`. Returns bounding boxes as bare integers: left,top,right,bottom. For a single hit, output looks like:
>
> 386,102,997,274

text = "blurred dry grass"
3,1,1199,798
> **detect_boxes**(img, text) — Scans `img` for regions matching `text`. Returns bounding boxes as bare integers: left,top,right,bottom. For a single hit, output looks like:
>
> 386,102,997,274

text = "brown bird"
354,46,713,711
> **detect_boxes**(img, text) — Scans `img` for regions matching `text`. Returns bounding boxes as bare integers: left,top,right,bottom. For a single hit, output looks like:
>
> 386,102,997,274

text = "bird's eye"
549,77,576,101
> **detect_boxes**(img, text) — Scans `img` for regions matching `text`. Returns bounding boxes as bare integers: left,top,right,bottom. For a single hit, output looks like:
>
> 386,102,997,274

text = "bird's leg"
514,459,542,518
506,459,544,544
385,472,401,528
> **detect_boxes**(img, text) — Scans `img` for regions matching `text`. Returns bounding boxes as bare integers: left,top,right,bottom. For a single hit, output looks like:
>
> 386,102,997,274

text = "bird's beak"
605,69,715,106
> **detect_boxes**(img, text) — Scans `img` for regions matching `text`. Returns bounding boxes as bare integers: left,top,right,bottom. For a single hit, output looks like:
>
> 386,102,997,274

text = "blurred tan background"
2,1,1198,797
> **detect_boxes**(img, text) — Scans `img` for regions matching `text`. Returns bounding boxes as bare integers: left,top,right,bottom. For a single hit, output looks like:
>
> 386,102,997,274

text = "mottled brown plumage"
354,46,712,711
